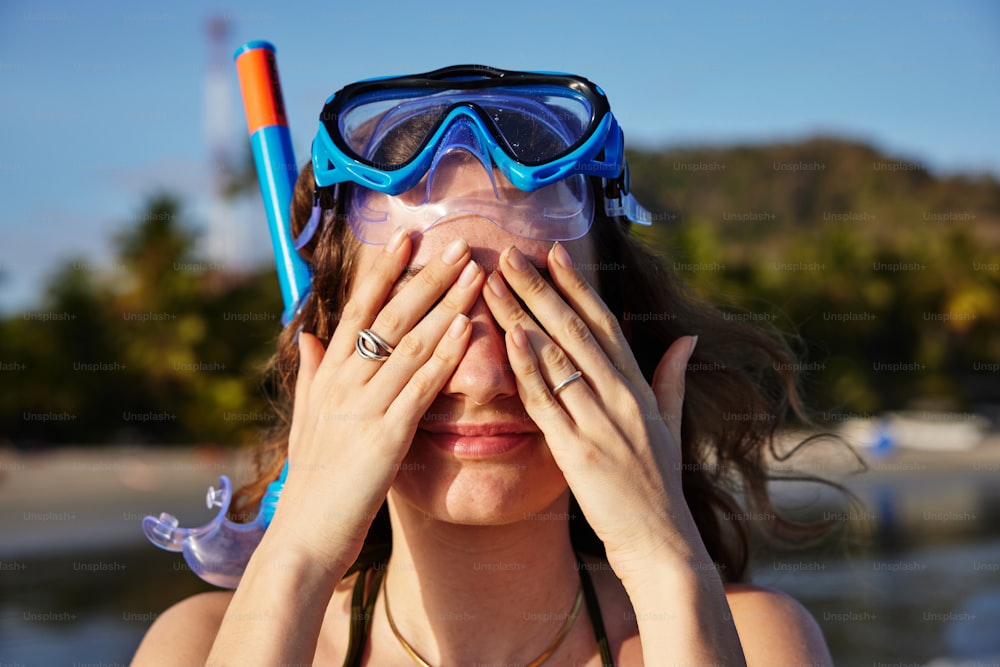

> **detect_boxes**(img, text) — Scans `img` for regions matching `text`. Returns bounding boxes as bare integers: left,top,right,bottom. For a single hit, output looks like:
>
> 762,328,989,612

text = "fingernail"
487,271,511,298
511,323,529,349
505,246,528,271
457,260,479,287
448,313,470,339
442,238,469,265
385,226,407,254
551,242,573,269
687,335,699,360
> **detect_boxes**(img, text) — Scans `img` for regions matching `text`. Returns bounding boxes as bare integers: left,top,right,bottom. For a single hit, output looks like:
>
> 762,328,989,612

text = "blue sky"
1,0,998,312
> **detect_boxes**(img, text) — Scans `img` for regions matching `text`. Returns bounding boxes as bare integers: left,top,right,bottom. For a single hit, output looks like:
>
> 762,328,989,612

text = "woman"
133,65,833,665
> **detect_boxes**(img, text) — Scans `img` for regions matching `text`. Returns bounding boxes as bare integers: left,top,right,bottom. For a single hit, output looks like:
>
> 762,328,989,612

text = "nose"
441,295,517,405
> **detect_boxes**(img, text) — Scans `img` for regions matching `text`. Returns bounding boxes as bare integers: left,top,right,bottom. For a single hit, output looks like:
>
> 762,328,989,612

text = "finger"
368,261,484,401
289,332,326,446
507,318,615,447
386,312,472,432
487,249,619,398
482,269,591,398
497,302,594,416
545,242,648,391
296,332,325,391
326,226,413,363
651,335,698,446
347,238,475,382
502,324,580,444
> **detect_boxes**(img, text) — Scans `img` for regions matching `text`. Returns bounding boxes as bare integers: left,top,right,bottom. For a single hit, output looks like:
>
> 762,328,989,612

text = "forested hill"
627,136,999,238
625,136,1000,419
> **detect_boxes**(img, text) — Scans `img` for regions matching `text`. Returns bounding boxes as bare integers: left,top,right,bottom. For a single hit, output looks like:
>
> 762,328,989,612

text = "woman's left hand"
481,242,706,586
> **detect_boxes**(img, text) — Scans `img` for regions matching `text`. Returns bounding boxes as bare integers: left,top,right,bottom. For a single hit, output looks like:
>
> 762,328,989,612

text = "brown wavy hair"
233,161,840,583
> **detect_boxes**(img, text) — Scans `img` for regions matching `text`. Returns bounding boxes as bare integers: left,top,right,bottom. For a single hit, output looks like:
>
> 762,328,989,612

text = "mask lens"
484,87,592,162
337,85,594,168
340,93,450,166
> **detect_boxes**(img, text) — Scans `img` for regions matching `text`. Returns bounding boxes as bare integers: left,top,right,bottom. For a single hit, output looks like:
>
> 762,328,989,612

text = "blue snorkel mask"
309,64,651,245
144,59,652,589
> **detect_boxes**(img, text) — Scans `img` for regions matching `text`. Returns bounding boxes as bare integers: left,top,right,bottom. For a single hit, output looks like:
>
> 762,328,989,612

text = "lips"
419,422,538,458
421,422,535,436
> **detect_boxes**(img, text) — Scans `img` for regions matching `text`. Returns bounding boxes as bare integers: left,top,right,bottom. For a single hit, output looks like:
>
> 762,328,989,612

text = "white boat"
838,410,989,452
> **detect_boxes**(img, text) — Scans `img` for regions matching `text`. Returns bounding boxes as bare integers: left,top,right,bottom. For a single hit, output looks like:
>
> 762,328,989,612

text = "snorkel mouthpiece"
142,476,263,589
142,463,287,589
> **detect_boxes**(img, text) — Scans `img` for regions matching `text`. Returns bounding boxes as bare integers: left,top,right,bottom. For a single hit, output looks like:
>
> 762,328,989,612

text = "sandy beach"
0,445,251,558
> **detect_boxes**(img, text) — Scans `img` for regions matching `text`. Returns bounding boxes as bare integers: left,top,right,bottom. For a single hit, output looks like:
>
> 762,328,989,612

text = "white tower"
202,16,245,272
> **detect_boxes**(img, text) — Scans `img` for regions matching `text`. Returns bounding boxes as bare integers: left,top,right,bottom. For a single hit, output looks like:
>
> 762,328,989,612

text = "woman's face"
351,164,599,526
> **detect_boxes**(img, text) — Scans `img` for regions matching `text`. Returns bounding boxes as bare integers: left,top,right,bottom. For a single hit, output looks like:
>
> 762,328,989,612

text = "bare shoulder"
131,590,234,666
724,583,834,667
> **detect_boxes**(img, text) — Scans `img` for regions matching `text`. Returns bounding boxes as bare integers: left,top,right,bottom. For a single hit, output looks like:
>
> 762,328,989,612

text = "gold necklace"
383,573,584,667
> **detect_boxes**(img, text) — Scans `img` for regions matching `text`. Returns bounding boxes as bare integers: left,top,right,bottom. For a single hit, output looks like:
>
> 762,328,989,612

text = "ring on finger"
551,370,583,395
356,328,395,361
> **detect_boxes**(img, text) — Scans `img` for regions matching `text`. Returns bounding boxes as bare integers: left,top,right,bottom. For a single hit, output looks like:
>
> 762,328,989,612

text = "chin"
388,430,569,526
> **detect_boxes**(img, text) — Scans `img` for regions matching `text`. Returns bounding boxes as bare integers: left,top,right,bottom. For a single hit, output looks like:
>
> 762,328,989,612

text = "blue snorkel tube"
142,40,303,589
234,39,312,323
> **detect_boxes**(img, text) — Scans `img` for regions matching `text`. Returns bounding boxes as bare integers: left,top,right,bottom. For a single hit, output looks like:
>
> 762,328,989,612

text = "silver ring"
356,329,395,361
551,370,583,395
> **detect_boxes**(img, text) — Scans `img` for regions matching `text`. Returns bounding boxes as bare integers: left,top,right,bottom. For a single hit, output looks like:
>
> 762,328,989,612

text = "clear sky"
1,0,998,312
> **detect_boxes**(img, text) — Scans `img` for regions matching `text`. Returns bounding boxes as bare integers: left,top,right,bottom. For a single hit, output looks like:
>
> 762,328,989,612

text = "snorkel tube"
234,40,312,321
142,40,303,588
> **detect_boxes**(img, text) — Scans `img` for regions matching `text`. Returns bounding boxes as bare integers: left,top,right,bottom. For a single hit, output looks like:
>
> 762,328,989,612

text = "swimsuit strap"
343,557,615,666
342,562,385,667
577,557,615,667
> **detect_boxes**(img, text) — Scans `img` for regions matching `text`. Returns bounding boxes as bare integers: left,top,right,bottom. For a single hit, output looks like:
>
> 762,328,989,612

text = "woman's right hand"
266,228,482,573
